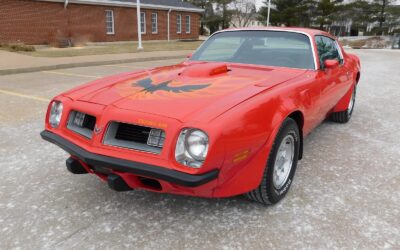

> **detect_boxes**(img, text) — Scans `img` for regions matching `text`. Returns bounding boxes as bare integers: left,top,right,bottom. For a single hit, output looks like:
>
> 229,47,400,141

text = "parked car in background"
41,27,361,205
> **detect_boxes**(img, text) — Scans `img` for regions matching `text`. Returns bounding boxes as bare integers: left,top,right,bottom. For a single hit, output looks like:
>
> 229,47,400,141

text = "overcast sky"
255,0,264,9
254,0,400,9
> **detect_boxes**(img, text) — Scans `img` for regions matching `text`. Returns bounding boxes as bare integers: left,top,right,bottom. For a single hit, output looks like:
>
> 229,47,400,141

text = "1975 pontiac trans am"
41,27,361,205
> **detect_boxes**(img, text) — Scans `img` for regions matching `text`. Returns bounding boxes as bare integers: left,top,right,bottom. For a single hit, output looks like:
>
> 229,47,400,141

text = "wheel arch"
356,71,360,84
287,110,304,160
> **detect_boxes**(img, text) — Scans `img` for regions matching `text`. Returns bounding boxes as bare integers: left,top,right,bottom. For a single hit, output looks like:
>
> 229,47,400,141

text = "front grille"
115,123,150,144
67,111,97,139
103,122,166,154
81,115,96,131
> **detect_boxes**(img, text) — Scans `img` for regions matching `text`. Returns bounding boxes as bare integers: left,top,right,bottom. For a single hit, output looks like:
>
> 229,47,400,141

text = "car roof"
218,27,336,40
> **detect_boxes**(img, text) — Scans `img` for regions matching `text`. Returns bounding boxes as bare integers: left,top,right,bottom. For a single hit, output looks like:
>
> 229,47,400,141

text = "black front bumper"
40,130,219,187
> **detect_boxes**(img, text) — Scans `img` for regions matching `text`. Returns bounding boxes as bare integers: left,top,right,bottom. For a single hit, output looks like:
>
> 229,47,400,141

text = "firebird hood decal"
66,62,307,122
135,78,211,94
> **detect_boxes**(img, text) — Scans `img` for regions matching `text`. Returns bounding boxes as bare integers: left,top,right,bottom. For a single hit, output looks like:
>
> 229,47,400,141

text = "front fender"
210,86,304,197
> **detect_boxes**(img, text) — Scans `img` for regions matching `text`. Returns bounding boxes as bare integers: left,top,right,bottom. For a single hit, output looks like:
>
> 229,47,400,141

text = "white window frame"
185,15,191,34
105,10,115,35
140,12,146,34
151,12,158,34
177,14,182,34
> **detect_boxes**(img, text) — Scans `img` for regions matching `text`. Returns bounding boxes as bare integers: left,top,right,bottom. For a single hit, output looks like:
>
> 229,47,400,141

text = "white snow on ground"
0,50,399,249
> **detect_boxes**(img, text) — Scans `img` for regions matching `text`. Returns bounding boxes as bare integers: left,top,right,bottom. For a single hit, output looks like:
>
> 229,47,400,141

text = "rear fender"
333,80,356,113
332,53,360,113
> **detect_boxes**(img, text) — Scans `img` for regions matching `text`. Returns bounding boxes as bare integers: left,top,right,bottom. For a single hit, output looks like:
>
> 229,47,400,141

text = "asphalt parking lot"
0,50,399,249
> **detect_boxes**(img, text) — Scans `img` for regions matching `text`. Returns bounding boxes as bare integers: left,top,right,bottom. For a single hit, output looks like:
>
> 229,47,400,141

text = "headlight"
49,101,63,128
175,128,209,168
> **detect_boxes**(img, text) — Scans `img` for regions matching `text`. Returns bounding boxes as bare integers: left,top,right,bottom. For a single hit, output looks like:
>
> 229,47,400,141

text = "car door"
315,35,349,117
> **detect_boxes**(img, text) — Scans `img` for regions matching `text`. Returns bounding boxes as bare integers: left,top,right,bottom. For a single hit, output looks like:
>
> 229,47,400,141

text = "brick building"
0,0,203,45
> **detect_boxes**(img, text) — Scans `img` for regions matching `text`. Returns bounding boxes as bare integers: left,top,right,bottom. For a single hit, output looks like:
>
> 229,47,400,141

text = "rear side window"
315,36,342,66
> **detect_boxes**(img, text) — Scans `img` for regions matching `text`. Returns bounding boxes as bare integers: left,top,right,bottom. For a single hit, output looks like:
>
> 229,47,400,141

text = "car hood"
64,62,307,122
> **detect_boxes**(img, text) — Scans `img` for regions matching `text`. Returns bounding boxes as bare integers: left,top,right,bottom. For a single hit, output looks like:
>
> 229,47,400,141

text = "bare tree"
230,0,258,28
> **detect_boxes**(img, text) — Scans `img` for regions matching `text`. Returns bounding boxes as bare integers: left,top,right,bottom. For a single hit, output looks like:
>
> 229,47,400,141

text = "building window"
185,15,191,34
105,10,114,35
140,12,146,34
151,13,158,34
177,14,182,34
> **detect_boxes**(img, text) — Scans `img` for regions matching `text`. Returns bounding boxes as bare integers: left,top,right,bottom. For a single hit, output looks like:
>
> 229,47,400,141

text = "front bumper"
40,130,219,187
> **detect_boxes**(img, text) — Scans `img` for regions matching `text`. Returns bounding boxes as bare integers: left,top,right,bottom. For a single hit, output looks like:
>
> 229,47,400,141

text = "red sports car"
41,27,361,205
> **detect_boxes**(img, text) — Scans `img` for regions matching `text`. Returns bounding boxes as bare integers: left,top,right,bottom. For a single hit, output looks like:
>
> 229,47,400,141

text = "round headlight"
186,130,209,161
49,101,63,128
175,128,209,168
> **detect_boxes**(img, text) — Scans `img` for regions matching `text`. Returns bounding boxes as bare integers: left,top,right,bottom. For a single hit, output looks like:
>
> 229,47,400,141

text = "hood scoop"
180,62,229,78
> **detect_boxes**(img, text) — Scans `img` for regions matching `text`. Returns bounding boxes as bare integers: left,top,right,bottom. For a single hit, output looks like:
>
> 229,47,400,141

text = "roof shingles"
108,0,202,10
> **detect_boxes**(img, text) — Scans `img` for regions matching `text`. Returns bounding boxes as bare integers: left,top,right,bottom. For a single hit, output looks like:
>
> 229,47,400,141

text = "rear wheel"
245,118,300,205
331,85,356,123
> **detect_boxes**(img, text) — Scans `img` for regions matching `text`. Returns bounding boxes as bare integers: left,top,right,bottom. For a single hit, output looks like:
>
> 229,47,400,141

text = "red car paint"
42,27,360,198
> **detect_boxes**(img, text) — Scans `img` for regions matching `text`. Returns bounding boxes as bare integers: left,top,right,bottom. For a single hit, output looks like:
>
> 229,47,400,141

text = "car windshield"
191,30,315,70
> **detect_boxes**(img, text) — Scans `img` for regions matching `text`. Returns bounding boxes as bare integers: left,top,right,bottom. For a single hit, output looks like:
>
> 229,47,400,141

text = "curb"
0,55,185,76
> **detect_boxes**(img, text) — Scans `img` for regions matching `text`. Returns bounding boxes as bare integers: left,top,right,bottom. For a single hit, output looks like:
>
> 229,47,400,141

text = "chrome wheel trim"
273,134,295,189
348,88,356,114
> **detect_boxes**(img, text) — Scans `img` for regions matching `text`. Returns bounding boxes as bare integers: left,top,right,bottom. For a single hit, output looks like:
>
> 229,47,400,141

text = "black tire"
331,85,356,123
245,118,300,205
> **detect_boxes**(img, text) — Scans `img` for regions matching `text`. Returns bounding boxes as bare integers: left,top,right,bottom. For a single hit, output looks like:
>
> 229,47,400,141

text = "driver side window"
315,36,342,67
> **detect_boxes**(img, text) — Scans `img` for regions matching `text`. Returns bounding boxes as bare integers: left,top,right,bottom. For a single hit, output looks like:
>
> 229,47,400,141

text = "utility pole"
267,0,271,27
137,0,143,50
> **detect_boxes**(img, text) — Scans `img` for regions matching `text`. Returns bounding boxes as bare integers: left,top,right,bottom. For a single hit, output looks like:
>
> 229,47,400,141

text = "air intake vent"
115,123,150,143
67,111,96,138
103,122,166,154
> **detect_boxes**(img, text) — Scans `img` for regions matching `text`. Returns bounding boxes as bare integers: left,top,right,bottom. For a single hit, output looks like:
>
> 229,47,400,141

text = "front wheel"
245,118,300,205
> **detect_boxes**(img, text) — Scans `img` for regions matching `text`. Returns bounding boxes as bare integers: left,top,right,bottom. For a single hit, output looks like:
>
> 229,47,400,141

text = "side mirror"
186,53,193,59
324,59,339,69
